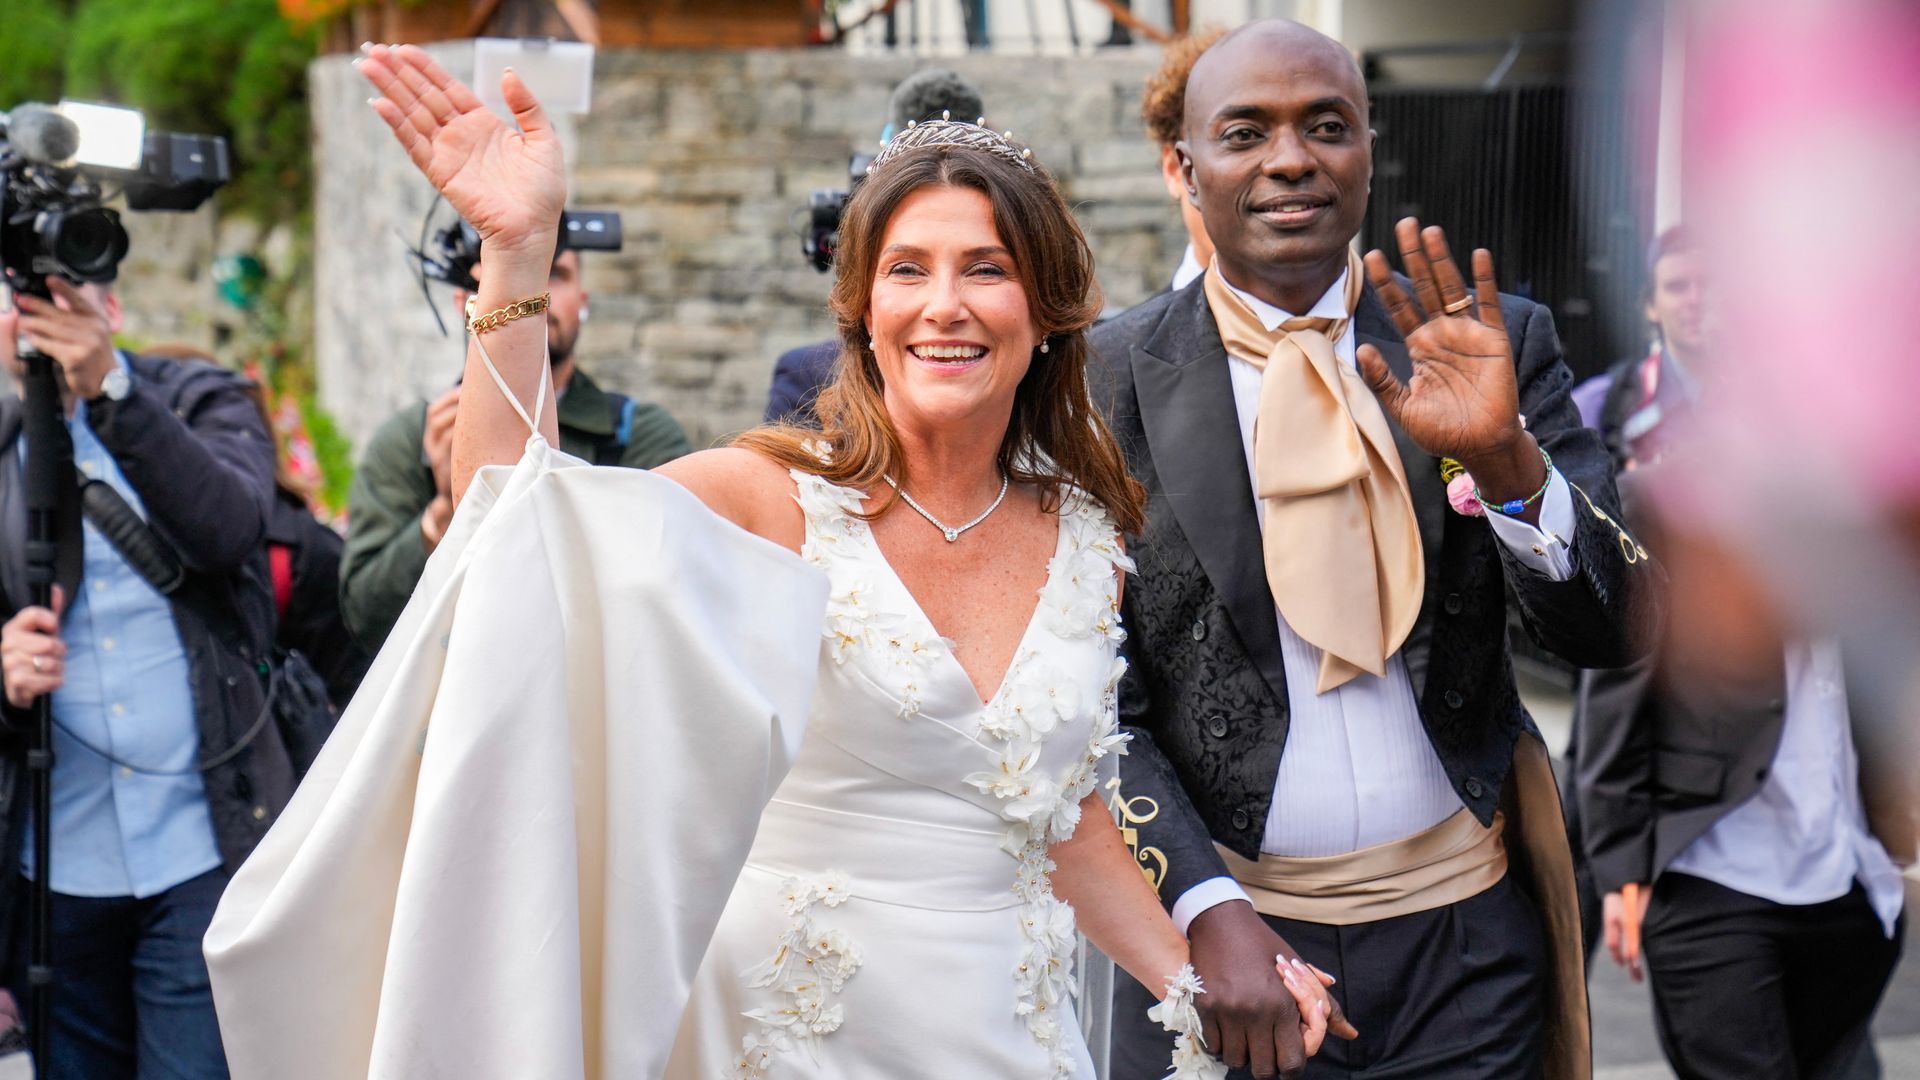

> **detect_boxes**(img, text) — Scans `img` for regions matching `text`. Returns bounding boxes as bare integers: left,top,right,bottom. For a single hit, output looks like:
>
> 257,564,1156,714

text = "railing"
818,0,1195,54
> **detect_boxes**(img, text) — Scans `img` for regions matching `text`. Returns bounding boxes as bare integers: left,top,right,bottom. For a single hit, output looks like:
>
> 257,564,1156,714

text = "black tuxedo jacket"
1089,279,1660,909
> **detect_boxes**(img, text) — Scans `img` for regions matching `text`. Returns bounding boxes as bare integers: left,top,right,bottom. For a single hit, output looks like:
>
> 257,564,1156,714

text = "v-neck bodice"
861,493,1067,712
689,468,1136,1078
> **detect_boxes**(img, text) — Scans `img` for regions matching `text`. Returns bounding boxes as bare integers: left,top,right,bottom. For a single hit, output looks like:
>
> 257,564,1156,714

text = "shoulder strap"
79,479,184,595
592,393,638,466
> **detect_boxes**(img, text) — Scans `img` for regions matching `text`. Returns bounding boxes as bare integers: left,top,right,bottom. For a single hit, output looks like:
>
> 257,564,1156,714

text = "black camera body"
0,102,227,300
419,210,624,293
802,152,875,274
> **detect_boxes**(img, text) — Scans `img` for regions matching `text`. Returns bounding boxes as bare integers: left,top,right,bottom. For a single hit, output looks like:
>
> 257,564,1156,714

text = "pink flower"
1446,473,1485,517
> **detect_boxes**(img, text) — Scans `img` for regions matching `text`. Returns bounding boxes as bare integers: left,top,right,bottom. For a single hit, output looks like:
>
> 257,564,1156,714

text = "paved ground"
1522,674,1919,1077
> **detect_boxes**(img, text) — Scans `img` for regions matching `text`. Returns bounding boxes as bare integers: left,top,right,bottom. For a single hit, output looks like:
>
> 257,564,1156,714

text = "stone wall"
310,45,1185,451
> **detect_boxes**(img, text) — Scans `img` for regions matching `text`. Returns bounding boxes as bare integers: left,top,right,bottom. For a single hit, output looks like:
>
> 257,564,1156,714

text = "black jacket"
763,340,839,427
1089,279,1661,908
1574,471,1917,894
0,353,294,921
267,488,370,708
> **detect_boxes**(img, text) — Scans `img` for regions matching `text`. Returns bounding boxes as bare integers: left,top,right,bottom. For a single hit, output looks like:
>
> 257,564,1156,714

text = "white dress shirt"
1172,244,1205,291
1667,639,1905,936
1171,268,1581,933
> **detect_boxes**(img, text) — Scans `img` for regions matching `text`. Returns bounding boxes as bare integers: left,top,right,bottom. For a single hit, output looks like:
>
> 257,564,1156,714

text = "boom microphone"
2,104,79,166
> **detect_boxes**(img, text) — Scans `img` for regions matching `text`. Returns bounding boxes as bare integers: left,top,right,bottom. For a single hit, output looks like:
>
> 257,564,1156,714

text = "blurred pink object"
1446,473,1485,517
1688,0,1920,508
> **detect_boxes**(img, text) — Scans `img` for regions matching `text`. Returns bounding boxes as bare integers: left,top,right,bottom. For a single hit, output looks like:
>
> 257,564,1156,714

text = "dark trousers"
1111,872,1546,1079
6,867,231,1080
1643,872,1903,1080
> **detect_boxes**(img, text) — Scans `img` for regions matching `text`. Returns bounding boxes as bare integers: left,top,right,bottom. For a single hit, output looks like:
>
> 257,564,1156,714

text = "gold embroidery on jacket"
1107,776,1169,894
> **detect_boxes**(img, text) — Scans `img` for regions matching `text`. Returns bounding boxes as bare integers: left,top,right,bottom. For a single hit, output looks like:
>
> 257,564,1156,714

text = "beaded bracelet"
1473,447,1554,516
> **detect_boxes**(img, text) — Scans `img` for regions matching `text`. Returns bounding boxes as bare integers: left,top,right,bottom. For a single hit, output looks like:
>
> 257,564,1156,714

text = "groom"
1092,20,1657,1079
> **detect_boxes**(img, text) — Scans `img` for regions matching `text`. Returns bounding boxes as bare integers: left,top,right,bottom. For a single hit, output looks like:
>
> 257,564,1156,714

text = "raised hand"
356,44,565,260
1356,217,1547,514
1355,219,1531,463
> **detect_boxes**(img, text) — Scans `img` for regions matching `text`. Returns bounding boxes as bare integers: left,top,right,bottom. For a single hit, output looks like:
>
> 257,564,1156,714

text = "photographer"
340,236,690,654
0,276,291,1078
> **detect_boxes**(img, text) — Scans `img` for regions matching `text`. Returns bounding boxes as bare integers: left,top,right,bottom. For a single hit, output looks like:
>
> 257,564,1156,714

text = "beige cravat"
1203,253,1424,692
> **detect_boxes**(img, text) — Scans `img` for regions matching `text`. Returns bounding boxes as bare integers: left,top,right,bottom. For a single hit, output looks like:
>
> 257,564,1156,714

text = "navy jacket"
763,340,840,427
0,353,292,931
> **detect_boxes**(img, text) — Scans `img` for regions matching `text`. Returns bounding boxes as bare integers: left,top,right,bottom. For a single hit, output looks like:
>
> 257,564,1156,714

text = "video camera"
407,204,622,336
416,210,624,294
0,101,228,300
801,152,875,274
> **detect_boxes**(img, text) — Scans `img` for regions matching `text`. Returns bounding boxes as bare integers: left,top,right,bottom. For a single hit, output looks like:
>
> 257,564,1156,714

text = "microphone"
3,104,80,166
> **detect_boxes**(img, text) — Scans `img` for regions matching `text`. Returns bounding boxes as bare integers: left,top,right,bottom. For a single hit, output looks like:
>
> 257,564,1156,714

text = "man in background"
342,234,690,653
1576,228,1908,1080
1139,26,1227,294
0,277,291,1078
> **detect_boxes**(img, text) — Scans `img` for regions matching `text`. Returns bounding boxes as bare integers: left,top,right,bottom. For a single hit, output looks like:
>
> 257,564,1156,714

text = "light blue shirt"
19,354,222,898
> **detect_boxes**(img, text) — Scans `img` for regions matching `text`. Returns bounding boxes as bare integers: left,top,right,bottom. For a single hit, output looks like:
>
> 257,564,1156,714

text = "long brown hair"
735,145,1146,535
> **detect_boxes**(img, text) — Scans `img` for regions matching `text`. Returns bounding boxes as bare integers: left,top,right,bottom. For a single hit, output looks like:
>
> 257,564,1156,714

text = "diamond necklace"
882,472,1010,543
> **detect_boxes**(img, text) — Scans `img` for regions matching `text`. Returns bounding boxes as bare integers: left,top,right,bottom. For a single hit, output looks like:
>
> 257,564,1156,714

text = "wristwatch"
97,366,131,402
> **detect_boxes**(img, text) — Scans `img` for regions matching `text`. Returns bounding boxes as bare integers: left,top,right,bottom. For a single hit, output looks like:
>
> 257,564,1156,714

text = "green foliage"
0,0,71,108
5,0,318,223
298,394,356,512
226,19,321,222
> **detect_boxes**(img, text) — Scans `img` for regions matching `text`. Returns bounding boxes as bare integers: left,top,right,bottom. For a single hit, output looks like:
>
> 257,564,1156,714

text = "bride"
343,45,1332,1077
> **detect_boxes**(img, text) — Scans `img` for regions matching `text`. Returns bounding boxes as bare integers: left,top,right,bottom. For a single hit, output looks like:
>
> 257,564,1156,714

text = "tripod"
18,342,66,1078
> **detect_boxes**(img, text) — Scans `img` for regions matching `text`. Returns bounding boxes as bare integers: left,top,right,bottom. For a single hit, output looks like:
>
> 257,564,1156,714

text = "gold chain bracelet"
464,292,551,336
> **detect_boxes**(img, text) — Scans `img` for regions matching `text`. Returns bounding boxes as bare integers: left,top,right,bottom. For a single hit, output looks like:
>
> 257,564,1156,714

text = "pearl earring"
1038,339,1050,354
868,338,876,350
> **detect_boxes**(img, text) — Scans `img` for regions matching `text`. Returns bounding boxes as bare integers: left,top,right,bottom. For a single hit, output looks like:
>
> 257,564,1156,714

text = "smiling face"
1178,21,1373,309
864,184,1039,435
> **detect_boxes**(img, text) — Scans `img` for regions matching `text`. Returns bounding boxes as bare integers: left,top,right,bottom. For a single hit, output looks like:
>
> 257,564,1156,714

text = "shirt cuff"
1484,469,1576,581
1170,876,1254,935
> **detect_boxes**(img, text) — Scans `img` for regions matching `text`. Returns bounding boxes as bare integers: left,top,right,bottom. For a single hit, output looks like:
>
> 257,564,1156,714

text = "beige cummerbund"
1218,808,1507,926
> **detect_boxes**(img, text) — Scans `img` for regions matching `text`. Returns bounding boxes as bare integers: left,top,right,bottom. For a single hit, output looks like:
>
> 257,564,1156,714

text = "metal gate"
1362,84,1656,380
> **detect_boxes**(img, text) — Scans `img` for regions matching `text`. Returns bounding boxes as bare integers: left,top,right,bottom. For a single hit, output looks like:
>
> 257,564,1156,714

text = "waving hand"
357,44,565,258
1354,218,1524,465
1356,218,1548,516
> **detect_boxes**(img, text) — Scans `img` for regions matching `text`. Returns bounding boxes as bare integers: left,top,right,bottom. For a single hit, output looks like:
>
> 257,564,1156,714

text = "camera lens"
42,207,130,282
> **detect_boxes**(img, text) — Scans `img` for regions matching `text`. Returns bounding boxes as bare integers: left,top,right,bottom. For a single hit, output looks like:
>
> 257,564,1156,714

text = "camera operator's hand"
14,278,119,400
357,44,565,266
2,588,67,709
420,386,460,552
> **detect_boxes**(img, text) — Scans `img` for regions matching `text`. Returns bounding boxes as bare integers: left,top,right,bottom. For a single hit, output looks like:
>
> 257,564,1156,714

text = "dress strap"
787,467,870,559
469,324,550,438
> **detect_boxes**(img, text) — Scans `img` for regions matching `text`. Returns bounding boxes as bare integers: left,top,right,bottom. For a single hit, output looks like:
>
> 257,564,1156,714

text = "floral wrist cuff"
1147,964,1227,1080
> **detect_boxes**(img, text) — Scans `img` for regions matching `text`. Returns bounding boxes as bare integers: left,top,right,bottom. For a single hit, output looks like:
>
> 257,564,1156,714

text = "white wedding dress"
665,468,1135,1080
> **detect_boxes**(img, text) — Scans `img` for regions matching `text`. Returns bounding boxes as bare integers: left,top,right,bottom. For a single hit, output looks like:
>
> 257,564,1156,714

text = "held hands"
1355,218,1545,501
355,44,566,265
1275,954,1335,1058
1189,900,1357,1079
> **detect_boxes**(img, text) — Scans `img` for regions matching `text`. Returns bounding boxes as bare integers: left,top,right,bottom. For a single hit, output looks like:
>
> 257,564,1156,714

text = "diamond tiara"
866,111,1039,177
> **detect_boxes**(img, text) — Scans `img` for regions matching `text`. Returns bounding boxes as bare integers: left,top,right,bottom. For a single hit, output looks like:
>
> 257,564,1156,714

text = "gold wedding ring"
1443,296,1473,315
